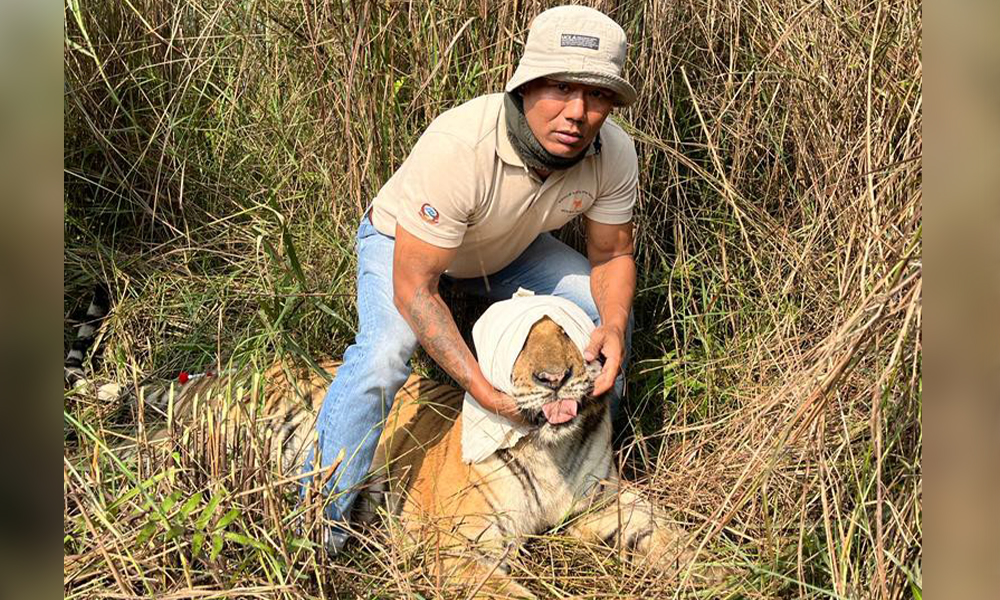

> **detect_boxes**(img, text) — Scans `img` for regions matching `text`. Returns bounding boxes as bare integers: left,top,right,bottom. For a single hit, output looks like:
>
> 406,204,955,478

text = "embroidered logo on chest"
419,203,440,225
556,190,595,215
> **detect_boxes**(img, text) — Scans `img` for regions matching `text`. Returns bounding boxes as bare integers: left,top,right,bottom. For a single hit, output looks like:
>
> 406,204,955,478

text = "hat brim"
505,67,637,107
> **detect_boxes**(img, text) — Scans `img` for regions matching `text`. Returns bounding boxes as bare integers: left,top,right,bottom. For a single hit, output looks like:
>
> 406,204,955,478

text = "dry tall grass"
64,0,921,598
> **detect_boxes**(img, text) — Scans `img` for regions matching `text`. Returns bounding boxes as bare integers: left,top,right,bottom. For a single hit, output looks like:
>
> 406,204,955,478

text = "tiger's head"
510,316,606,443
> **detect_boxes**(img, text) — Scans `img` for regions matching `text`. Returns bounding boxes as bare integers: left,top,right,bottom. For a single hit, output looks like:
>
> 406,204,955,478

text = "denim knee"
348,324,416,392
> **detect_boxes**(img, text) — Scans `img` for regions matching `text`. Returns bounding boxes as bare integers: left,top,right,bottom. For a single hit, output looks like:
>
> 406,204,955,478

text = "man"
304,5,639,550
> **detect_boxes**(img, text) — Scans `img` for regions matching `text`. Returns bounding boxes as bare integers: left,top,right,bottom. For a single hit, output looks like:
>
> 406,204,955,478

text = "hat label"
560,33,600,50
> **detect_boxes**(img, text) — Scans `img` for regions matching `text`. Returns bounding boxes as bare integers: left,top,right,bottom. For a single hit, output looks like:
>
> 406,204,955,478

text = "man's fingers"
493,391,527,425
592,344,622,396
583,331,604,362
584,326,625,395
591,360,615,396
592,374,613,397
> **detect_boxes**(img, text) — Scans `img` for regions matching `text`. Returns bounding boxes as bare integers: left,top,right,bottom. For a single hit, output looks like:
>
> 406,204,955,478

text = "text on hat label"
560,33,600,50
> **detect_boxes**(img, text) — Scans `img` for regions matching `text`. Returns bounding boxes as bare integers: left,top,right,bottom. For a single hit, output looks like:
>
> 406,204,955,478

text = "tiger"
68,298,720,597
355,315,716,597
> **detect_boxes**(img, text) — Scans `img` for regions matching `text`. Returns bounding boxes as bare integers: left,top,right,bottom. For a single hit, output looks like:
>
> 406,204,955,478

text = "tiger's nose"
533,367,572,389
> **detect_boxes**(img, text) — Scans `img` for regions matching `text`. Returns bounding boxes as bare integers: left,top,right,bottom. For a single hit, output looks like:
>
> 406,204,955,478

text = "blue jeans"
302,217,633,522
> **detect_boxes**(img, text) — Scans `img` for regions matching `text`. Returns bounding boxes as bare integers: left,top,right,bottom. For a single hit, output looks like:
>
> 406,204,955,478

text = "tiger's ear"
585,360,603,387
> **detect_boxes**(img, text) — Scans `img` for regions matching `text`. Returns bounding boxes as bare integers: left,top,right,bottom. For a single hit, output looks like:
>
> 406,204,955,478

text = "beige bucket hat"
505,5,637,107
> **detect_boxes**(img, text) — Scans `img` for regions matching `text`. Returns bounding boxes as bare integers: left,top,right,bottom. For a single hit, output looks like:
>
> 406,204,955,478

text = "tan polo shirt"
370,93,637,278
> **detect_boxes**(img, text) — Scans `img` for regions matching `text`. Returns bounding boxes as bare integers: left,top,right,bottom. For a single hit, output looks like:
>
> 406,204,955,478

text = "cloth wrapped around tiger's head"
461,292,606,462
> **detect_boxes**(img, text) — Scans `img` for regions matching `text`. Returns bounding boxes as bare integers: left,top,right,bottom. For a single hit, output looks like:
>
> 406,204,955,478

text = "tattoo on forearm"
407,286,475,390
593,270,611,308
591,256,636,329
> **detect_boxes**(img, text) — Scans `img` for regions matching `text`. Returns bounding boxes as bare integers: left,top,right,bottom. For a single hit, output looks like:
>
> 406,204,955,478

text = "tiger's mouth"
514,362,599,428
541,398,578,424
521,397,580,428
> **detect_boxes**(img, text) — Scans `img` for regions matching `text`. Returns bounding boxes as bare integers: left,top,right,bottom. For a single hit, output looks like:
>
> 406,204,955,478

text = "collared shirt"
369,93,637,278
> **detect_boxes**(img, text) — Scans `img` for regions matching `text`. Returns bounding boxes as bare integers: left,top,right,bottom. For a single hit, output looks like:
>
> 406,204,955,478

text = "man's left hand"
583,324,625,397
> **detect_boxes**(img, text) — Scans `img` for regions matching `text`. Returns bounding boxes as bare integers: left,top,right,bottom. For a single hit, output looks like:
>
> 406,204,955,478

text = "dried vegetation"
64,0,921,597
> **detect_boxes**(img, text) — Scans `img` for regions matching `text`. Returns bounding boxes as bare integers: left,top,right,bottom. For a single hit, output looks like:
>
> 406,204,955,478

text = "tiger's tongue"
541,399,578,424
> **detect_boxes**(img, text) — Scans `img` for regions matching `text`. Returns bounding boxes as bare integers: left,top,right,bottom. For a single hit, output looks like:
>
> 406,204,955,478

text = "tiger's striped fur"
130,316,716,596
65,284,110,391
353,316,712,597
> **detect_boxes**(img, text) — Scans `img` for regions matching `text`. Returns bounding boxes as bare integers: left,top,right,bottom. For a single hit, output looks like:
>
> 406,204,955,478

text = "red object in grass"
177,370,220,385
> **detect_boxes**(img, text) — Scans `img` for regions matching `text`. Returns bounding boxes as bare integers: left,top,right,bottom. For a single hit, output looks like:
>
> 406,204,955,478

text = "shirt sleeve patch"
419,203,441,225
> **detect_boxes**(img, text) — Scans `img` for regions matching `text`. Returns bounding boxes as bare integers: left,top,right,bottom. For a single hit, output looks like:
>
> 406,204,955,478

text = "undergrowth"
64,0,922,598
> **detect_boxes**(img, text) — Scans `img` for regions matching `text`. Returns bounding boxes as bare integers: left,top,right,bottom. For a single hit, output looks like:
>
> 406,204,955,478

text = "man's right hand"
475,388,528,426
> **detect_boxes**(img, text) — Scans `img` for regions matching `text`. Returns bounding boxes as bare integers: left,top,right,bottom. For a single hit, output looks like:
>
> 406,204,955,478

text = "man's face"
520,78,615,158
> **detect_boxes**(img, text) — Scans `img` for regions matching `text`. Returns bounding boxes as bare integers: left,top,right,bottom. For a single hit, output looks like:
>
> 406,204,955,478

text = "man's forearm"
590,254,636,333
398,284,495,403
